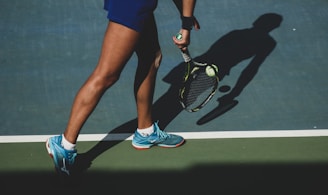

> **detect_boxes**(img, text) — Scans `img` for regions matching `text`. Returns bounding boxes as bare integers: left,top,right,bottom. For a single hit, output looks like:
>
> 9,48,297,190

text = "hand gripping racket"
176,33,219,112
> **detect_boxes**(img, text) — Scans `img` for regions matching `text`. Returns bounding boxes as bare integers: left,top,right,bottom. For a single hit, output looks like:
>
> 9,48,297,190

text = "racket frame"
178,48,219,112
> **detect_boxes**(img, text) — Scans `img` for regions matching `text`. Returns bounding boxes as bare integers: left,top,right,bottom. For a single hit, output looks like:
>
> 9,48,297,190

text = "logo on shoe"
149,139,157,144
60,158,70,175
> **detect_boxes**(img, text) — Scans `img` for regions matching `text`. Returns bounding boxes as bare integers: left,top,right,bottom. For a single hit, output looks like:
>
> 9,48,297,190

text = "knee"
153,50,162,69
91,71,120,90
103,74,120,88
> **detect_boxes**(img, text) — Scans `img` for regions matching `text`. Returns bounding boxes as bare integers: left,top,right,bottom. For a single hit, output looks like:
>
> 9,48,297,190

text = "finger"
180,46,188,52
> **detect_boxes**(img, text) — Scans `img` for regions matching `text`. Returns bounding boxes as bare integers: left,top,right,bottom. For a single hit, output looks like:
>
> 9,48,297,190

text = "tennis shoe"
46,135,77,176
132,122,185,149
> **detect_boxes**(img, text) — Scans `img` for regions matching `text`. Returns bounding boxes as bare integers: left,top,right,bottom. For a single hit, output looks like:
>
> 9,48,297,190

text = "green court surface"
1,137,328,194
1,0,328,194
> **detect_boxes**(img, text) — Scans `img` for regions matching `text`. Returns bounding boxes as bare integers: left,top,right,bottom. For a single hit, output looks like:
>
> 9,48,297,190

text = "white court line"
0,129,328,143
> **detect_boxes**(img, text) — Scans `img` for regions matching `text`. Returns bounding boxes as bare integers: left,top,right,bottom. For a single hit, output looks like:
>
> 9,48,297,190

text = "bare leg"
131,15,185,149
134,15,162,129
134,50,162,129
64,21,140,143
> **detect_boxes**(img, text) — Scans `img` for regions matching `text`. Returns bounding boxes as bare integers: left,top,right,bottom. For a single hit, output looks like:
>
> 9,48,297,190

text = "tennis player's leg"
132,15,185,149
133,17,161,130
64,21,139,143
46,21,140,175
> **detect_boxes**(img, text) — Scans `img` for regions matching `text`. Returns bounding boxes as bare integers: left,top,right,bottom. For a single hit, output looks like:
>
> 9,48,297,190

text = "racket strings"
182,70,217,109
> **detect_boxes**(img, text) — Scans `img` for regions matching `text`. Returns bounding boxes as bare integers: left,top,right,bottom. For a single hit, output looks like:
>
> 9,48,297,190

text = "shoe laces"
66,150,77,164
155,129,170,141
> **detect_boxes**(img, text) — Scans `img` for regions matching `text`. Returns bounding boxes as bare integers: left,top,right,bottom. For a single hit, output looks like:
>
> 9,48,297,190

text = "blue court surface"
0,0,328,194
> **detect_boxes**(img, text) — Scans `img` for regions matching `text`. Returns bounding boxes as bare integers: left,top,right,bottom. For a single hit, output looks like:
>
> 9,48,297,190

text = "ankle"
137,124,154,137
61,134,76,150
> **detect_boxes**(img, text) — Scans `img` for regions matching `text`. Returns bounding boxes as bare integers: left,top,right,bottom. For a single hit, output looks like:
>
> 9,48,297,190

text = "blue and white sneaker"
132,122,185,149
46,135,77,176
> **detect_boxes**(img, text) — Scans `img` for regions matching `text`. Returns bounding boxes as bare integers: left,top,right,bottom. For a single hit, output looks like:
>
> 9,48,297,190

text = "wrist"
181,16,194,31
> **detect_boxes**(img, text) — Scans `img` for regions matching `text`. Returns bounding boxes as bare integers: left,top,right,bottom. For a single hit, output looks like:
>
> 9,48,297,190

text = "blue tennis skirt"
104,0,158,32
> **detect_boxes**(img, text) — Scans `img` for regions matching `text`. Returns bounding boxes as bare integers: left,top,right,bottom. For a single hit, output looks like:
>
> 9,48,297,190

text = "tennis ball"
205,65,218,77
211,64,219,73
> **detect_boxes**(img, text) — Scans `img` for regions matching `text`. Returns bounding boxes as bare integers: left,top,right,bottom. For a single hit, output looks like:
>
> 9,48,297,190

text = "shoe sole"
132,139,185,150
45,138,54,158
45,138,62,174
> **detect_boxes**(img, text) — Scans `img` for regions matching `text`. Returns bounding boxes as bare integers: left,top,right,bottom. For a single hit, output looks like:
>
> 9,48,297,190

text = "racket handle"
181,49,191,62
175,32,192,62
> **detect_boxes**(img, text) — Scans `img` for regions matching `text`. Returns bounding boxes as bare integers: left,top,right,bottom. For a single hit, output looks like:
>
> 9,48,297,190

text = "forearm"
172,0,198,49
173,0,197,31
173,0,196,17
181,0,196,17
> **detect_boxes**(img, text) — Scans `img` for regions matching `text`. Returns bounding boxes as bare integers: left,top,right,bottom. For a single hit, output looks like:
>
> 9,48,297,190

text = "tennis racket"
176,33,219,112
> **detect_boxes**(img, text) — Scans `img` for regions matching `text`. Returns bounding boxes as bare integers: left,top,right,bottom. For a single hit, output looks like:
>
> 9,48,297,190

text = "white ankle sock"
61,134,76,150
137,124,154,137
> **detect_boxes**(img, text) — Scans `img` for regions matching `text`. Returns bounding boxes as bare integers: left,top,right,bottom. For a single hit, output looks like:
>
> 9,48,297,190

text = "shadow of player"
196,13,283,125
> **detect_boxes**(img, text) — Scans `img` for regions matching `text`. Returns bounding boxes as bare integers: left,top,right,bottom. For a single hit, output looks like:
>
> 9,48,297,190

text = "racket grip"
175,32,192,62
181,50,191,62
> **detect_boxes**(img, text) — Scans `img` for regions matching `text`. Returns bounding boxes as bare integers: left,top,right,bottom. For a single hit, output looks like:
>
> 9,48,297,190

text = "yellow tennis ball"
206,65,216,77
211,64,218,73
